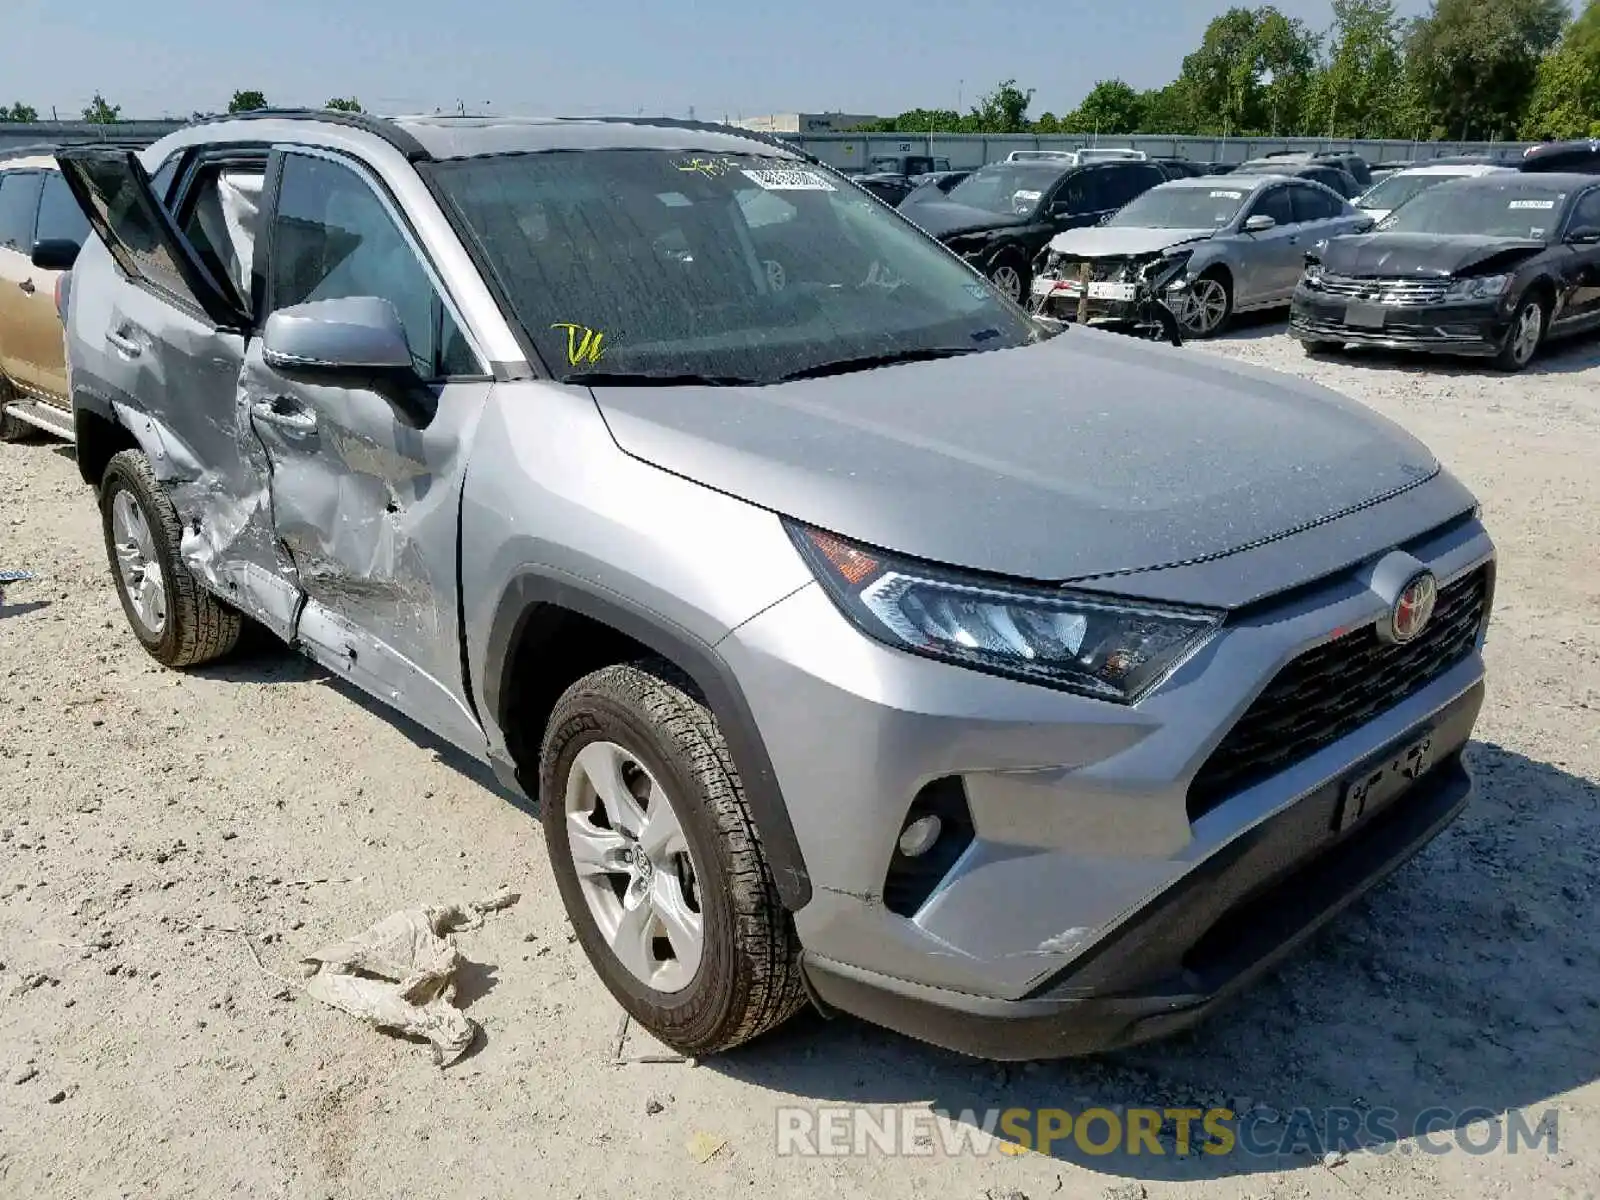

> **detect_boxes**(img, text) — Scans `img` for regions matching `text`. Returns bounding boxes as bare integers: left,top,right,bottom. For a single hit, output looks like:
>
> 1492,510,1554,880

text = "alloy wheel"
564,740,704,994
1510,302,1543,366
1178,277,1229,336
110,490,167,637
990,263,1023,303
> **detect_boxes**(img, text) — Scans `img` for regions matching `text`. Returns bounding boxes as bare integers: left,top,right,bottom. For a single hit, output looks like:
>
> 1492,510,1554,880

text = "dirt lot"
2,325,1598,1200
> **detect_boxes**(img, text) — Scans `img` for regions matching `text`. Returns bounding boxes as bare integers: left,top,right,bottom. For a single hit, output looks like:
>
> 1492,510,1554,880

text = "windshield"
1358,171,1468,212
945,164,1068,216
1377,180,1568,239
1108,185,1246,229
427,150,1038,384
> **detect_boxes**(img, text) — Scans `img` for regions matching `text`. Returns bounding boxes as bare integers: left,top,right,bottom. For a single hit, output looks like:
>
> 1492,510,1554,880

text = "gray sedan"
1032,174,1373,337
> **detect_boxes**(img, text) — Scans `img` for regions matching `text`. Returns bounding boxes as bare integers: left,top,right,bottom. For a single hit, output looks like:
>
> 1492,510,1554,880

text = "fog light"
897,815,943,858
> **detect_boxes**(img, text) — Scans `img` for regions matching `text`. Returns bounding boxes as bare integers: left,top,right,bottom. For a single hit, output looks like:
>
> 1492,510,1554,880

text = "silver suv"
56,111,1495,1060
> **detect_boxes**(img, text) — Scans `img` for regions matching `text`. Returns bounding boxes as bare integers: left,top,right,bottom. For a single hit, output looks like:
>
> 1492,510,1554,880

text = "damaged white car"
1033,174,1371,337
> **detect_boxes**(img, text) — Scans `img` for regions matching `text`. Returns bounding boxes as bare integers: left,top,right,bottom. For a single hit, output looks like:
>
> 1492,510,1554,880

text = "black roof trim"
179,108,432,161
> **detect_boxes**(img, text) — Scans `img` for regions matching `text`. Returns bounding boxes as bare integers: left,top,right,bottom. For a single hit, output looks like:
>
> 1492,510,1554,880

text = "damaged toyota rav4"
55,112,1494,1060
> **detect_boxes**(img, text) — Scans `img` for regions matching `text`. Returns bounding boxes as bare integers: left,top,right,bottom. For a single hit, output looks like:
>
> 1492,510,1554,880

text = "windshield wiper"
564,370,762,387
777,346,983,383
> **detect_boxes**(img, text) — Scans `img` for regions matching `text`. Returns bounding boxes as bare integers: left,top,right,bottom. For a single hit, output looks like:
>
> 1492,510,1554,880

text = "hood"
588,330,1440,587
1320,232,1546,277
1048,226,1216,258
910,201,1031,238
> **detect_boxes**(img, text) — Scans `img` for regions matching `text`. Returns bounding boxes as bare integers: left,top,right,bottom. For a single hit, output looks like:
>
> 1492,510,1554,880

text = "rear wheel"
540,661,806,1056
99,450,242,667
1176,271,1232,338
1494,292,1547,372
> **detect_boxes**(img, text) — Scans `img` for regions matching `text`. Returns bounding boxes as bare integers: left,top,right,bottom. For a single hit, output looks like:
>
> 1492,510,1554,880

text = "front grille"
1056,258,1134,283
1293,315,1484,343
1316,274,1453,305
1188,566,1490,822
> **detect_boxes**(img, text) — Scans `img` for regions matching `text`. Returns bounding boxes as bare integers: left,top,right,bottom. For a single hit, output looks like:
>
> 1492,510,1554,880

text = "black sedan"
1290,172,1600,371
908,159,1168,301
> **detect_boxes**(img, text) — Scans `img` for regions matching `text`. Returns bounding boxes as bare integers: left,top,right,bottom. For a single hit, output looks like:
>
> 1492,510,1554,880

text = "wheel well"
74,409,139,490
1527,277,1556,311
499,603,657,785
1196,262,1233,295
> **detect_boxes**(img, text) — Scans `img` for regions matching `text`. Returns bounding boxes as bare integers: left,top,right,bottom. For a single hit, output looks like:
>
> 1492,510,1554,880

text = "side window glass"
0,172,44,251
180,167,264,305
1063,170,1102,213
1253,187,1296,226
35,173,91,246
271,153,478,378
1289,185,1331,223
149,158,181,207
1570,190,1600,232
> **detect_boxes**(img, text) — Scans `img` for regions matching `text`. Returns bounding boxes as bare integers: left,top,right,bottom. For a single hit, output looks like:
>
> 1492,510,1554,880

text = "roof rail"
1,136,158,163
577,115,820,164
179,107,431,161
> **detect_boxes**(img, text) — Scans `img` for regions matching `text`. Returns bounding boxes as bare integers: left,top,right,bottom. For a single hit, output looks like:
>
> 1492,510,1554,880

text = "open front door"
55,147,305,641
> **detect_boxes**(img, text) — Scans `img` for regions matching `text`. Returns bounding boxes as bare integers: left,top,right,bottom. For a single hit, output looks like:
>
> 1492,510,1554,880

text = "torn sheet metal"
300,887,518,1066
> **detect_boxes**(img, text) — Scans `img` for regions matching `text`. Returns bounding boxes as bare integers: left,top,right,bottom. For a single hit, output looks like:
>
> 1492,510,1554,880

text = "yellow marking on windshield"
551,323,606,366
675,157,735,177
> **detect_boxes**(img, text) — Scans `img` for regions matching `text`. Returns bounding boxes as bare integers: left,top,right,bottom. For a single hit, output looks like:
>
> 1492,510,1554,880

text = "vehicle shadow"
0,600,51,619
1212,310,1291,342
711,740,1599,1182
1288,332,1600,378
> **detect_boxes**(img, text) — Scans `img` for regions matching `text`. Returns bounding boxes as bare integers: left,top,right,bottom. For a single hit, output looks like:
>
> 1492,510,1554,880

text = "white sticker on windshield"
1509,199,1556,210
1013,189,1044,204
1210,190,1244,199
741,168,836,192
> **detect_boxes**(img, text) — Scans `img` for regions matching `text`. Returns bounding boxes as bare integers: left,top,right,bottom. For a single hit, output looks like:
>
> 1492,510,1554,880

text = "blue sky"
6,0,1437,122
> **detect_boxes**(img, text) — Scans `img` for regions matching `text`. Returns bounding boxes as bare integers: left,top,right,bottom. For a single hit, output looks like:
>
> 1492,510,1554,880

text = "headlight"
788,524,1224,703
1446,274,1511,301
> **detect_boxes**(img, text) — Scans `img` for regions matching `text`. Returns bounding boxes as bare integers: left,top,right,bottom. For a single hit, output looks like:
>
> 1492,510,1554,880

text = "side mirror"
31,239,80,271
1244,214,1277,233
1567,225,1600,245
263,296,414,374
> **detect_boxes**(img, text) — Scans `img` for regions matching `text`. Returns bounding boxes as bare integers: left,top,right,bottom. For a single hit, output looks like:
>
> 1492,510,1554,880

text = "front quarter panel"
460,381,816,757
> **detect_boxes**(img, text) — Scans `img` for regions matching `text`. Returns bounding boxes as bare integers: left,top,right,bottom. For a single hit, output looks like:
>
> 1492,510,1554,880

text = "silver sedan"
1032,174,1373,337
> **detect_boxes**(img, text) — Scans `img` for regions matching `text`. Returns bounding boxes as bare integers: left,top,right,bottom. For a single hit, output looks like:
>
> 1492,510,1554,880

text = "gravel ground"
2,322,1598,1200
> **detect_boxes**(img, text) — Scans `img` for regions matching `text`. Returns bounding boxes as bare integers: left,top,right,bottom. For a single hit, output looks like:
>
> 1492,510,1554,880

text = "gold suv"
0,153,88,441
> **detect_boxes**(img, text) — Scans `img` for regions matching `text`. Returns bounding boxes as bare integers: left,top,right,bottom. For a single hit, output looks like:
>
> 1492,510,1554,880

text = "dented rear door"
240,147,492,754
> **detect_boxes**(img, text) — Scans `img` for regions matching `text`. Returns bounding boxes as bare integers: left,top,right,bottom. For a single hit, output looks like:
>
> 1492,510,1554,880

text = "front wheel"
1175,271,1233,338
1494,293,1547,372
987,254,1029,305
540,661,806,1056
0,376,32,442
99,450,242,667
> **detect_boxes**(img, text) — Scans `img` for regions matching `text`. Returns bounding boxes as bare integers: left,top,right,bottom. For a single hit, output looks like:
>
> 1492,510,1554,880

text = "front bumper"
1290,290,1512,356
803,699,1477,1059
719,509,1493,1057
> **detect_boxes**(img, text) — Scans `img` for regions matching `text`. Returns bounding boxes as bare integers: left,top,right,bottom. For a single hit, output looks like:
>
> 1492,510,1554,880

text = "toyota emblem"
1387,572,1438,644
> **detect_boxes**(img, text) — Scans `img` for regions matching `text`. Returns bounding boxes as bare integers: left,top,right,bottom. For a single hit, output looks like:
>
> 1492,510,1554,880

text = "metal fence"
773,131,1536,173
0,119,1535,170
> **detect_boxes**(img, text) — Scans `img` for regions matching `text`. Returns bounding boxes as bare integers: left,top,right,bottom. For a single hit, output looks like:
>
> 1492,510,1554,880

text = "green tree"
1137,84,1195,133
1067,79,1146,135
1032,112,1063,134
2,103,39,122
228,89,268,113
969,79,1034,133
1178,6,1319,135
1406,0,1567,140
82,93,121,123
325,97,364,113
1305,0,1409,137
1524,0,1600,138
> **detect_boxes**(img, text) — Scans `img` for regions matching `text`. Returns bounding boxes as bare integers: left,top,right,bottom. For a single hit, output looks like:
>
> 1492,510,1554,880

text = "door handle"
251,398,317,435
106,329,143,358
18,279,35,295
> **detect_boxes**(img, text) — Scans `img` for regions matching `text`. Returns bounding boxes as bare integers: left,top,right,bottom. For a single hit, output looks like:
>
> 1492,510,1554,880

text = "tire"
540,660,806,1056
987,253,1030,305
99,449,242,668
1493,291,1548,372
1177,270,1233,338
0,376,32,442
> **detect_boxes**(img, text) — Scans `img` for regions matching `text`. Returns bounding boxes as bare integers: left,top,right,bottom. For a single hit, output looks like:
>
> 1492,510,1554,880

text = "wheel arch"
482,570,813,911
73,397,139,489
